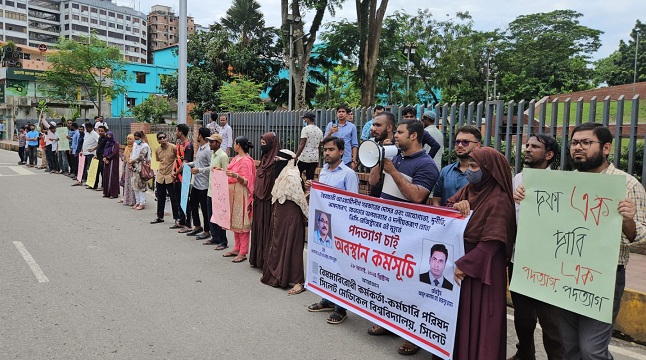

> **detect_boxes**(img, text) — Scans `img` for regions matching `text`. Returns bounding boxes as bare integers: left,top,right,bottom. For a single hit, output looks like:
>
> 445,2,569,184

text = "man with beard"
88,125,107,190
367,111,396,197
508,134,564,360
203,133,230,248
515,123,646,359
306,136,358,325
431,125,481,206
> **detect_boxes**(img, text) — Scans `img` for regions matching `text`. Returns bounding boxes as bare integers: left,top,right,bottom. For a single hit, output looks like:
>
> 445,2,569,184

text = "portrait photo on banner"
419,241,455,292
313,210,333,248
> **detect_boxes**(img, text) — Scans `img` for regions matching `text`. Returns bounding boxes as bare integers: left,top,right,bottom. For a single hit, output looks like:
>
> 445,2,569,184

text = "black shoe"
186,228,202,236
196,233,210,240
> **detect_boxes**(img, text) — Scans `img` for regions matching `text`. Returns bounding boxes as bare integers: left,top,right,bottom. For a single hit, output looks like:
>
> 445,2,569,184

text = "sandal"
398,341,420,356
214,245,228,250
117,199,124,203
177,227,192,233
222,251,238,258
169,223,182,229
150,218,164,224
307,301,335,312
326,311,348,325
287,283,306,295
232,255,247,263
368,325,392,336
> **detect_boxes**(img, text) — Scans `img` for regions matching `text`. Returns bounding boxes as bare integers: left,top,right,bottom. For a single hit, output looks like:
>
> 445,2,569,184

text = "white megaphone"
358,140,399,168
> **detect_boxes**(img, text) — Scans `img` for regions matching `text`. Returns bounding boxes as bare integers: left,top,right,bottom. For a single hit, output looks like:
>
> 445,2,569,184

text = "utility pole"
177,0,187,124
403,42,417,101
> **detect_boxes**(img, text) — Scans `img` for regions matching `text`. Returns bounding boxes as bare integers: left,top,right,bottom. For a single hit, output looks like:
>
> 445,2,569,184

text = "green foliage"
216,76,265,112
312,65,361,108
41,34,128,113
619,141,644,182
37,99,50,115
130,95,172,123
594,20,646,86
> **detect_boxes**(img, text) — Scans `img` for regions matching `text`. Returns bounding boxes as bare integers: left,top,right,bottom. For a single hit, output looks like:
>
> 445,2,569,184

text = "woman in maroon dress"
447,147,516,360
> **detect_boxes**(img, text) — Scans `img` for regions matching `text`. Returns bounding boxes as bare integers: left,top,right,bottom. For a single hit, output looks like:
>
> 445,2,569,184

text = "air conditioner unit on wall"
19,98,31,106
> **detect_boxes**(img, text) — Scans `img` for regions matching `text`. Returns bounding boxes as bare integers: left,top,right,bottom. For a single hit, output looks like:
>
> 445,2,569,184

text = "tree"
312,65,361,107
216,76,266,112
594,20,646,86
130,95,172,123
495,10,602,100
281,0,343,109
356,0,389,106
41,34,128,115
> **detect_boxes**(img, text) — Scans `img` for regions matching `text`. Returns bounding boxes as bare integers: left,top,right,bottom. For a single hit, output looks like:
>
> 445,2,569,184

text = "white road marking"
506,314,643,359
13,241,49,283
7,166,35,175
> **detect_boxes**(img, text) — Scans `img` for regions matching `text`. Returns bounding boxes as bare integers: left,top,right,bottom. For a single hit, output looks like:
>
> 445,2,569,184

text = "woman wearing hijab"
260,149,308,294
119,134,136,206
249,132,280,269
102,131,120,198
222,136,257,263
447,147,516,360
130,131,151,210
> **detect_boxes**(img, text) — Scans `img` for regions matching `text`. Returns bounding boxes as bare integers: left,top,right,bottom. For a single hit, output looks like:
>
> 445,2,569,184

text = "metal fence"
213,95,644,186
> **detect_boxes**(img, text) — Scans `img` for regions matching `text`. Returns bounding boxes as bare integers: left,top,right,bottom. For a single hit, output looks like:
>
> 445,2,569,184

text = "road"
1,149,645,359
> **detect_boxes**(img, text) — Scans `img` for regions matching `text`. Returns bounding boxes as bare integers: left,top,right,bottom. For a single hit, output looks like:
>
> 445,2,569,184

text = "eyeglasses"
454,140,478,147
569,139,601,149
158,136,167,140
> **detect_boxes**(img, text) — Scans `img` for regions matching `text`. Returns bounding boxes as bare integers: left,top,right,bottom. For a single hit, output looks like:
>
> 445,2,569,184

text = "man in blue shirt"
25,124,40,167
306,136,358,326
324,105,359,170
360,105,385,141
431,125,481,206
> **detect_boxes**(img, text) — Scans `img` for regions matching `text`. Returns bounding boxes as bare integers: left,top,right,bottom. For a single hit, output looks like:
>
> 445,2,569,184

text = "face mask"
135,139,142,145
303,120,307,127
261,144,271,154
465,169,483,184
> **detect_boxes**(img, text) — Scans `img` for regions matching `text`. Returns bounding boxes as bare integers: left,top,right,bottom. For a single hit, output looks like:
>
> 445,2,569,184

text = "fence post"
515,100,525,174
575,97,584,126
613,95,624,168
589,96,597,123
559,98,569,170
602,96,611,127
628,95,639,176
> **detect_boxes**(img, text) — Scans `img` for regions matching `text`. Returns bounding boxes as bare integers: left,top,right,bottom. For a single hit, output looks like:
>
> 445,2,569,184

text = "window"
5,10,27,20
143,20,146,26
100,10,106,15
126,26,131,31
90,8,97,13
72,24,88,32
117,14,123,19
133,28,139,33
117,24,123,30
72,14,79,20
126,16,130,21
72,3,79,9
108,11,114,17
81,5,88,11
65,14,69,20
6,36,27,45
94,29,106,36
90,19,97,24
6,0,14,6
133,18,139,23
108,31,123,39
125,35,138,42
64,24,69,30
142,31,146,36
108,23,115,28
65,4,69,8
17,2,25,9
99,20,106,26
126,98,136,107
81,16,88,22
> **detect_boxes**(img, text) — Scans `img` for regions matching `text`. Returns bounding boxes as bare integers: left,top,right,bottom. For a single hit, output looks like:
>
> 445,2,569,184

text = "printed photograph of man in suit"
420,243,453,290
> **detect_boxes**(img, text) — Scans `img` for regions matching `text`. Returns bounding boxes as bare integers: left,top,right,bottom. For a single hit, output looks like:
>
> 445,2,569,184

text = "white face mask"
303,120,308,127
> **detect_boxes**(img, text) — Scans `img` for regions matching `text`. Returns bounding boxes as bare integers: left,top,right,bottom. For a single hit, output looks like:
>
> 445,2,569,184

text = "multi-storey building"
146,4,194,63
0,0,148,63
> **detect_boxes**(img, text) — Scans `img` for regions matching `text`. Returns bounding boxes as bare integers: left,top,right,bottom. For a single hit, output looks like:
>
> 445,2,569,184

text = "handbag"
140,161,154,181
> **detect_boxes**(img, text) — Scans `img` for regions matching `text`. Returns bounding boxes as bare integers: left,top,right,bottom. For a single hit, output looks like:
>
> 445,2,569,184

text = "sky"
116,0,644,60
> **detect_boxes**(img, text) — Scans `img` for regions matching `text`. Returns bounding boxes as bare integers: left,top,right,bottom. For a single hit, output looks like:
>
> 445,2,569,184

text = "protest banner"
306,182,467,359
145,134,160,170
76,154,85,182
210,169,230,229
56,127,69,151
510,169,625,323
180,164,192,214
85,158,99,187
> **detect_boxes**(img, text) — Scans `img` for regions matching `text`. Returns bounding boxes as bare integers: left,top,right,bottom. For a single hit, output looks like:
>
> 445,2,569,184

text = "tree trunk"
357,0,388,107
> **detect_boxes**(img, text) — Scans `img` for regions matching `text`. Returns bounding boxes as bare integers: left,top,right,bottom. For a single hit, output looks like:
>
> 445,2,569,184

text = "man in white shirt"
295,112,323,180
93,115,108,130
422,110,444,169
219,115,233,156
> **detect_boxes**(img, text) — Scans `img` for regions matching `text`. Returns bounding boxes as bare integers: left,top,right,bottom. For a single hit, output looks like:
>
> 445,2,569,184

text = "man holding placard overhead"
515,123,646,359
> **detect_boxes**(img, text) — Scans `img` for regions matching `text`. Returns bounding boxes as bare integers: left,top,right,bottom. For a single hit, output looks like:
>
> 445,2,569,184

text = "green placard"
56,127,70,151
509,168,625,324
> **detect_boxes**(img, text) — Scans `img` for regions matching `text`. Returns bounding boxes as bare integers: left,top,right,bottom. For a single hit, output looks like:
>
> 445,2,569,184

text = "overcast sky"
118,0,643,60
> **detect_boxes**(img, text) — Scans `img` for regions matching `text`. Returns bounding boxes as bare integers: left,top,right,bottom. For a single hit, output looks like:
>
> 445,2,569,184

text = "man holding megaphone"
358,111,398,197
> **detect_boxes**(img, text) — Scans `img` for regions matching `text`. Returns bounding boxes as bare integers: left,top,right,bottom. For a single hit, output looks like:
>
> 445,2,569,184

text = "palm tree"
220,0,265,44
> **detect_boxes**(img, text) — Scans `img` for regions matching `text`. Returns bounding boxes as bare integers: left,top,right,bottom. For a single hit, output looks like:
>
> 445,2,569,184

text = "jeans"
18,146,25,163
57,151,70,173
559,266,625,360
206,196,227,245
190,188,209,229
27,145,38,165
156,181,180,220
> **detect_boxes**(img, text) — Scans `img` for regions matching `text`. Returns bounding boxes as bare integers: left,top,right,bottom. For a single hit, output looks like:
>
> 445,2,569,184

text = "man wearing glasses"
431,125,482,206
151,132,179,224
514,123,646,359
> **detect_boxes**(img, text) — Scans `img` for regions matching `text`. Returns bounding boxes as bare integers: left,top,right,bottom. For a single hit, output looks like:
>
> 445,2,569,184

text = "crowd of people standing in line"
12,105,646,360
